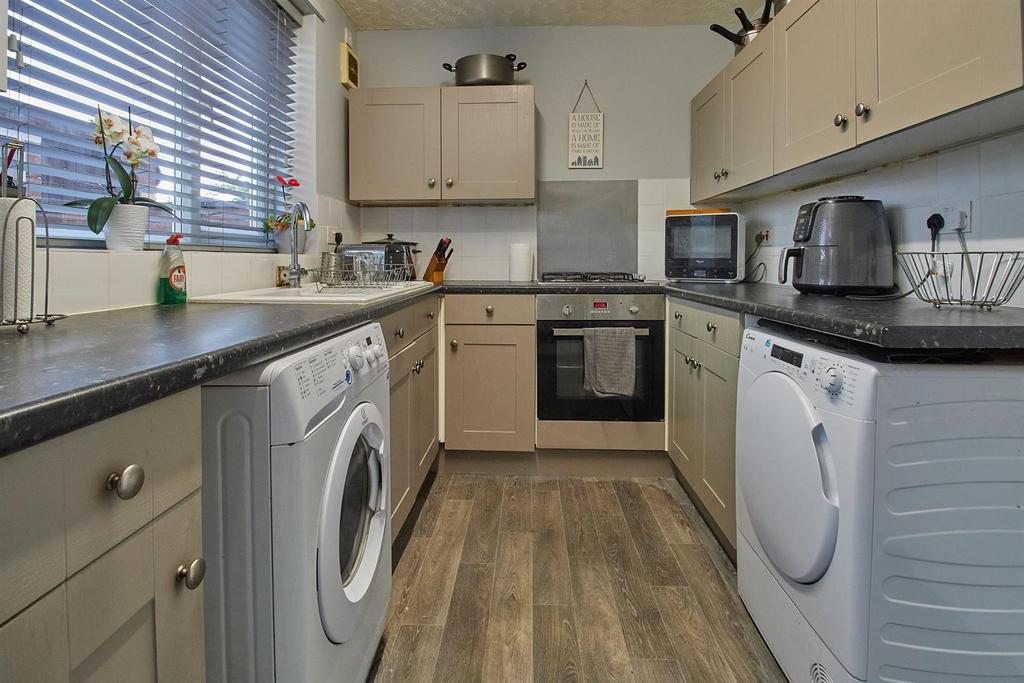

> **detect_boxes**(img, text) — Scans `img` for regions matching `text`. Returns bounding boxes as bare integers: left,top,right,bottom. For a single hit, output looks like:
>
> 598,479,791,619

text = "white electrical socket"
932,201,973,233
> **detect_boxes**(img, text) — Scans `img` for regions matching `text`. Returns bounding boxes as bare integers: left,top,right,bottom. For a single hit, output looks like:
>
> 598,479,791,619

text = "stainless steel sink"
190,281,435,305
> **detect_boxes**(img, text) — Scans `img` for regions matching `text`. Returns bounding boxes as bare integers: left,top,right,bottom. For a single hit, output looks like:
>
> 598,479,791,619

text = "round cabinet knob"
823,366,845,394
713,171,721,180
445,178,454,188
562,304,573,317
628,305,640,314
706,321,718,332
427,177,436,187
720,168,729,178
833,113,848,127
427,311,435,319
395,327,405,338
450,339,458,350
855,102,870,117
690,359,702,370
348,346,365,369
485,305,494,315
106,464,145,500
673,311,682,320
176,557,206,590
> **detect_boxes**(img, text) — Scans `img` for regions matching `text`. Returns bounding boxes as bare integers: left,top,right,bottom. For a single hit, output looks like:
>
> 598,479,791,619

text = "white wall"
357,25,732,181
738,128,1024,305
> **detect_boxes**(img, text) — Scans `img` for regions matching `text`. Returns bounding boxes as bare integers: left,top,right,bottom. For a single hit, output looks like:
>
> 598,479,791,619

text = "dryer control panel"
740,326,877,421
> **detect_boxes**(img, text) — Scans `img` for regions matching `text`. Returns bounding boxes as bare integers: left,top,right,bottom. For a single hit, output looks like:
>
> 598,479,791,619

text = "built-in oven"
536,293,665,451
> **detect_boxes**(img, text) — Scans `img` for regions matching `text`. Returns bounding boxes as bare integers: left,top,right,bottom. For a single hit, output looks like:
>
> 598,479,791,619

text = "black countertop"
5,279,1024,457
666,282,1024,349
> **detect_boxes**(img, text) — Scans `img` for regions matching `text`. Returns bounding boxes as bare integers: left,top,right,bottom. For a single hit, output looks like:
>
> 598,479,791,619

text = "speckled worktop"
4,279,1024,457
666,282,1024,350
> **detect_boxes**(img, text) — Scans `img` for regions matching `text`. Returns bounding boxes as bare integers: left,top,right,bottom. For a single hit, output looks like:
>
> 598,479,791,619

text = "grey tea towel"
583,327,637,397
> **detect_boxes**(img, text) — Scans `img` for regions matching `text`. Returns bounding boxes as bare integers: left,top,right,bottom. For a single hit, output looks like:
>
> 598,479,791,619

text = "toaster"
778,196,895,295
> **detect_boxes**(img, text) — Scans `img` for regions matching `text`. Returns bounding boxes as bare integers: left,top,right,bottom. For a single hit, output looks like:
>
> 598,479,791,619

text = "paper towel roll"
509,242,533,282
1,198,35,323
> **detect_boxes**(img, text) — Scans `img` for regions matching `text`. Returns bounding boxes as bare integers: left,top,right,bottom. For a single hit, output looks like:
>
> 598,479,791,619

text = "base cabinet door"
440,85,535,201
388,342,416,537
696,341,739,547
854,0,1024,144
668,329,702,483
0,585,70,683
773,0,856,172
445,324,535,452
410,330,439,489
349,87,442,202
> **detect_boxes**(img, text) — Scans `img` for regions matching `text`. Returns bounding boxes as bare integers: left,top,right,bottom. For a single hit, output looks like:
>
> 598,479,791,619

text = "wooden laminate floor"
372,474,786,683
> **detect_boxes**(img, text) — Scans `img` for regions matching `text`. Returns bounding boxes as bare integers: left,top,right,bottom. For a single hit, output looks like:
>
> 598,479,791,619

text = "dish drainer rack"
309,262,410,292
896,250,1024,309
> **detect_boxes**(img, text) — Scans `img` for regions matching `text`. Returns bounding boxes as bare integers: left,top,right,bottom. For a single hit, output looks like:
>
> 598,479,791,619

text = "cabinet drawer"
380,295,440,357
444,294,535,325
670,298,741,356
0,439,66,625
0,584,70,683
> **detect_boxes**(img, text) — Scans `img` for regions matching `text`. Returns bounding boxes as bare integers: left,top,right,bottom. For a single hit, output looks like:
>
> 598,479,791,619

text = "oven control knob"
348,346,365,369
562,304,573,317
822,366,844,394
628,305,640,314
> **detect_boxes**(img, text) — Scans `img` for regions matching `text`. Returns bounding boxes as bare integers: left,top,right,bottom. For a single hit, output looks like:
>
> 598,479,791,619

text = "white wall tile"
50,250,109,314
108,251,161,309
188,252,224,296
639,204,665,231
663,178,691,207
980,129,1024,198
638,179,664,205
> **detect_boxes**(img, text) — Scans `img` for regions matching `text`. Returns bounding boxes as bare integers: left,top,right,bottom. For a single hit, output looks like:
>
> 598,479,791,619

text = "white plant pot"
104,204,149,251
274,228,307,254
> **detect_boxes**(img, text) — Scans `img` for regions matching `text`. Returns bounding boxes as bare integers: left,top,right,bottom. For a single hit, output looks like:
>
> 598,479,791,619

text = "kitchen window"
2,0,298,250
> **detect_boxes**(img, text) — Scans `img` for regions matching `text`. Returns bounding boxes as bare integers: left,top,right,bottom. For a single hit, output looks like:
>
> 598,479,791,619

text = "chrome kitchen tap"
286,201,315,288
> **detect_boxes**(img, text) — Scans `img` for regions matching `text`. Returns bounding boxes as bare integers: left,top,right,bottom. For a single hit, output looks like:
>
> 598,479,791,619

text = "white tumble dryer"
202,322,391,683
736,322,1024,683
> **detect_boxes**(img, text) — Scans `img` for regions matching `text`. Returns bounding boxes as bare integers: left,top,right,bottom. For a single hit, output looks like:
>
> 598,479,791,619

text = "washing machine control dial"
822,366,844,394
362,346,377,365
348,346,365,369
371,343,385,359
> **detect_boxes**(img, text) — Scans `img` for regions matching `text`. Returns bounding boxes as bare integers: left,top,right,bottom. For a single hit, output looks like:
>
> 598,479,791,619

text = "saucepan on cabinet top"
442,53,527,86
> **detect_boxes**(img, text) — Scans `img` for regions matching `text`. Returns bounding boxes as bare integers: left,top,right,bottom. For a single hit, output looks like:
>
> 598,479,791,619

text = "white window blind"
2,0,298,249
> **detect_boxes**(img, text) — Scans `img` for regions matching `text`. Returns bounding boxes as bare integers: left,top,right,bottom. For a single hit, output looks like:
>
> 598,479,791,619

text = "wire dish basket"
310,262,409,291
896,251,1024,309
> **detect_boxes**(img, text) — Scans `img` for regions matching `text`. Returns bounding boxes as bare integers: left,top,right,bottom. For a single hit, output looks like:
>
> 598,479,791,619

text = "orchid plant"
263,174,315,234
65,106,176,234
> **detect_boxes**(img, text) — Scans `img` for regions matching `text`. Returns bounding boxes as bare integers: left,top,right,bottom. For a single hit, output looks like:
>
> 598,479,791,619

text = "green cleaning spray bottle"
158,233,187,304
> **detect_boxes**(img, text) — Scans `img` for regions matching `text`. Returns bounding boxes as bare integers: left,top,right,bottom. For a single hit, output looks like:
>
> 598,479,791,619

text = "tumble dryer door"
317,401,389,644
737,372,839,584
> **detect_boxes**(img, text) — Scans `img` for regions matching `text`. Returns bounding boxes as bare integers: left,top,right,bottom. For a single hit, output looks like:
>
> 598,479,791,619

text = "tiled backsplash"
637,178,693,281
360,205,537,280
737,128,1024,305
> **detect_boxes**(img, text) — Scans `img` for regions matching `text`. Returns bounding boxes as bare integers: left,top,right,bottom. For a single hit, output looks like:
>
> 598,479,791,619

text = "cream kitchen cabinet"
349,86,535,204
0,389,205,682
773,0,857,172
444,294,536,452
667,299,741,550
853,0,1024,144
691,25,774,202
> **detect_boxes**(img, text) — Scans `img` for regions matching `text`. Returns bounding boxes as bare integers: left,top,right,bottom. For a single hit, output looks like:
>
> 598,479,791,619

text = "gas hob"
539,272,647,284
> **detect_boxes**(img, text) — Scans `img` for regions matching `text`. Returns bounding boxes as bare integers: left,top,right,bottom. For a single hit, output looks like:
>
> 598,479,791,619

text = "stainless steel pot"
442,53,527,86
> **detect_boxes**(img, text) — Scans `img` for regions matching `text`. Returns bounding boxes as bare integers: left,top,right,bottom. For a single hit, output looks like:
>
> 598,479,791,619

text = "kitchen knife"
444,247,453,261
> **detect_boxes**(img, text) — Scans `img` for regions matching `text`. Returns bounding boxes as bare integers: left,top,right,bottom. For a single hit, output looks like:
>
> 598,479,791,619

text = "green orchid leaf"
105,155,134,200
86,196,118,234
64,198,95,208
134,196,178,218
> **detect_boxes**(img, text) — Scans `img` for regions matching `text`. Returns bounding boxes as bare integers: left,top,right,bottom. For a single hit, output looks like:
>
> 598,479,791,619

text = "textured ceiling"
340,0,769,31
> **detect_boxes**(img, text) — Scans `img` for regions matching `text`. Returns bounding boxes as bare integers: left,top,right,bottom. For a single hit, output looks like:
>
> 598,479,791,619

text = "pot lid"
362,233,417,246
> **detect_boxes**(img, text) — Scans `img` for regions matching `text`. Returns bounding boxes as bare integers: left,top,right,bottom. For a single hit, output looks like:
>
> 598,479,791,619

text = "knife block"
423,254,448,284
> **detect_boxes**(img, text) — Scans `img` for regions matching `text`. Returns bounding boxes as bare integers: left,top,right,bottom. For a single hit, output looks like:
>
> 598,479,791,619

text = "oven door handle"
551,328,650,337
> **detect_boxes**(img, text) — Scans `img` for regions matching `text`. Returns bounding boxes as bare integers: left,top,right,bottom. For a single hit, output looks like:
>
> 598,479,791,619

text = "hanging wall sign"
569,80,603,169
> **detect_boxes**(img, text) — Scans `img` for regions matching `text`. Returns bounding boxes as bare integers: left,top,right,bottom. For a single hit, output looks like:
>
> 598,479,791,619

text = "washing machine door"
738,372,839,584
317,400,388,644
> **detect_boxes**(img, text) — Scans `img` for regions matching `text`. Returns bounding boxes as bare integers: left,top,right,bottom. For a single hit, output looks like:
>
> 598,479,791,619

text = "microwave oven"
664,212,745,283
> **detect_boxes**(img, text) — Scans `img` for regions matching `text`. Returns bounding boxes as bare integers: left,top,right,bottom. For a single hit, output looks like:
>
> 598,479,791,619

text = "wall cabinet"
668,299,740,549
380,295,440,538
444,295,535,452
692,0,1024,202
349,86,535,204
0,390,204,682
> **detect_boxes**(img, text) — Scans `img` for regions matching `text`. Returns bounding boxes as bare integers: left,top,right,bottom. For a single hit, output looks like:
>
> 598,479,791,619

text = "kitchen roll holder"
1,139,64,333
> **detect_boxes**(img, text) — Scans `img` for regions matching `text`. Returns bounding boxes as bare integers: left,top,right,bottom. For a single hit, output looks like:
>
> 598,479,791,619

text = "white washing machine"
736,322,1024,683
202,322,391,683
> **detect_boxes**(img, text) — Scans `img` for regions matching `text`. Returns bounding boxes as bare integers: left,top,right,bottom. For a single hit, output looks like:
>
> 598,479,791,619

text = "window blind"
2,0,298,249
